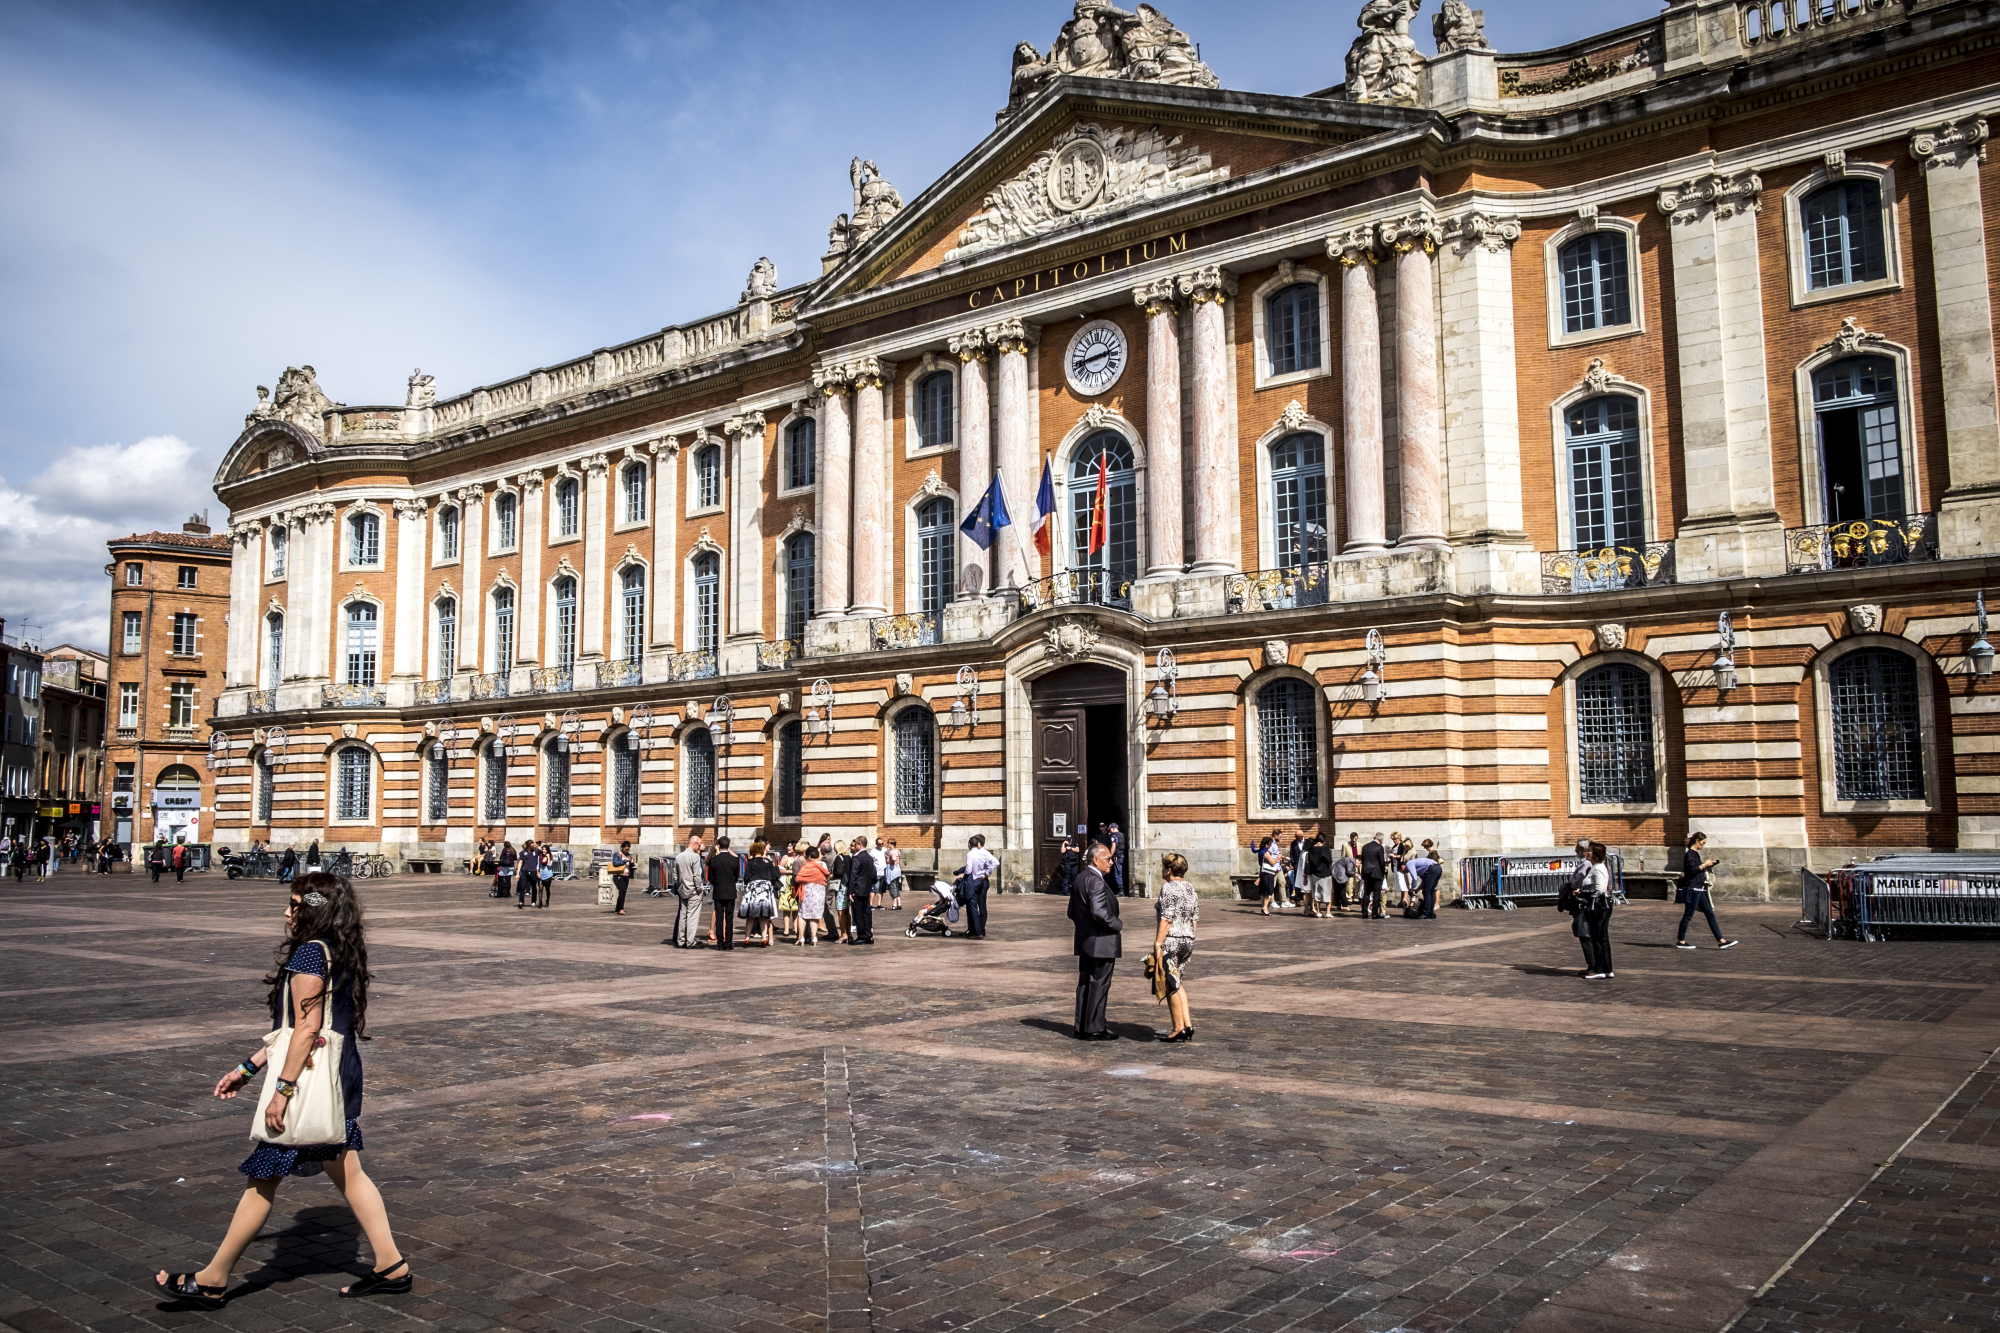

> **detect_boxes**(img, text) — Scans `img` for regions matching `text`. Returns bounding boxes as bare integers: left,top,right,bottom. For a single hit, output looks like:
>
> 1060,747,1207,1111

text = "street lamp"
950,665,979,731
556,708,580,754
1360,629,1386,704
711,695,734,842
806,678,834,739
1714,611,1738,693
1146,647,1179,723
1973,592,1995,680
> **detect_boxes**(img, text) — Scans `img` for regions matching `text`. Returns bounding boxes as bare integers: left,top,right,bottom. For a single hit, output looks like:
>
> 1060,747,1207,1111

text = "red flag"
1087,452,1109,555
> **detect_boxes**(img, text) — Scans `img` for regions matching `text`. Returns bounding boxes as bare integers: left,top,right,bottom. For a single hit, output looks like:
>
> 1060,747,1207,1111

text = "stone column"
225,521,261,689
516,474,544,664
812,363,854,619
292,500,337,682
391,498,427,678
849,362,888,616
727,412,768,638
1659,169,1781,579
1330,226,1387,553
581,454,609,657
455,486,484,672
992,321,1036,589
950,330,993,595
651,437,679,651
1381,211,1446,548
1913,117,2000,553
1135,279,1185,579
1180,266,1236,574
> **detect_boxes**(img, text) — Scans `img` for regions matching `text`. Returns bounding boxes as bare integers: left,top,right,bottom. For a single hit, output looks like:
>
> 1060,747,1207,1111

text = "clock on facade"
1064,319,1127,397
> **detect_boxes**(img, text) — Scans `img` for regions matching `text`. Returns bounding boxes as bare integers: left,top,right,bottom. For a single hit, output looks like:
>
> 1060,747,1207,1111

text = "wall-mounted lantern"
1146,647,1179,723
806,678,834,739
1360,629,1386,705
1714,611,1737,693
555,708,581,753
630,703,653,752
1973,592,1995,680
950,665,979,730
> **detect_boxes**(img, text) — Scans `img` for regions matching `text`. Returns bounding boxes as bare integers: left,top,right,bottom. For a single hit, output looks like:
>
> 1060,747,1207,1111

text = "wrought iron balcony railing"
321,683,385,708
596,658,642,689
757,639,799,671
415,678,452,705
870,611,941,650
1226,563,1332,614
470,671,511,700
668,650,717,682
246,689,279,714
1540,543,1676,594
528,666,573,695
1784,513,1937,574
1018,571,1132,614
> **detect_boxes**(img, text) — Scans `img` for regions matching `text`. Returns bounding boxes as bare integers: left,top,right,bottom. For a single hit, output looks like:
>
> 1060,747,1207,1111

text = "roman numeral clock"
1065,319,1127,397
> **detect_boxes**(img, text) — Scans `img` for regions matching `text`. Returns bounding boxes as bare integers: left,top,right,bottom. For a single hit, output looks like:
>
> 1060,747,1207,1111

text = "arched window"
544,736,570,821
893,708,937,817
619,566,646,662
348,512,380,566
1257,679,1319,810
610,730,640,822
916,371,954,449
1069,430,1137,601
434,597,457,678
255,750,275,824
554,478,579,538
1803,181,1887,290
265,612,284,686
1566,396,1644,551
344,603,378,685
622,463,648,523
494,492,519,549
426,744,449,824
1269,432,1329,569
552,576,578,670
917,497,956,613
1575,665,1657,804
1813,357,1904,526
334,747,371,820
786,417,816,490
1831,649,1923,801
268,526,287,578
693,551,720,653
1557,232,1632,333
785,532,816,642
695,445,722,509
482,737,507,823
1266,282,1321,376
684,727,715,821
776,719,803,820
438,505,459,560
492,588,516,672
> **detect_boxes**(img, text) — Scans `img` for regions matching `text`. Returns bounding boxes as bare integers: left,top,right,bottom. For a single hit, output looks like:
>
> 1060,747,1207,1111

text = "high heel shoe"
1172,1026,1195,1042
340,1258,413,1298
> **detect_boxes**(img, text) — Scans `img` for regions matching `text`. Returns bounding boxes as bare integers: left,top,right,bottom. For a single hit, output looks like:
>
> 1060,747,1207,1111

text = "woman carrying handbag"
153,872,409,1307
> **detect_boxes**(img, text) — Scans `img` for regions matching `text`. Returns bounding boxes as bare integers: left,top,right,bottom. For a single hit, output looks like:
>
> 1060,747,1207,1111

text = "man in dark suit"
1359,832,1389,919
1106,822,1127,894
1068,841,1122,1039
843,836,877,943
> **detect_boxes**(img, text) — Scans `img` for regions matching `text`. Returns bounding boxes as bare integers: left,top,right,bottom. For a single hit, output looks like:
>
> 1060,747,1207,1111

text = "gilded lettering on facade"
967,232,1189,308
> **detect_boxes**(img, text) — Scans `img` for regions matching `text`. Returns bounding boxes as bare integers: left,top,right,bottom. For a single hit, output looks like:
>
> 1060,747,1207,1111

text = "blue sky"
0,0,1658,648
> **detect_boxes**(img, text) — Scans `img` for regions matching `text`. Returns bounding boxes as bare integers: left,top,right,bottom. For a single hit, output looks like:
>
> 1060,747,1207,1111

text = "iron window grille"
684,728,715,821
623,463,648,523
620,567,645,662
1257,678,1319,810
335,748,371,820
612,733,639,821
269,527,286,577
435,599,456,678
1803,181,1887,290
427,749,449,823
267,614,284,683
893,708,937,817
483,740,507,823
553,577,578,670
917,497,956,613
1558,232,1632,332
545,744,570,821
785,533,816,641
696,445,723,509
495,493,518,549
493,589,516,672
256,759,275,824
1567,396,1645,551
1069,430,1139,602
786,417,816,490
556,478,579,537
349,513,380,565
1813,357,1904,523
1831,649,1924,801
1576,665,1657,804
693,552,720,653
776,720,803,820
916,371,954,449
1266,282,1321,375
345,603,378,685
172,613,198,656
1270,432,1330,570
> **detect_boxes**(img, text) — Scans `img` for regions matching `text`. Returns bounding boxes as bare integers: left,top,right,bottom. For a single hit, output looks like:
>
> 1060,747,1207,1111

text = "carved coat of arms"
1043,618,1100,662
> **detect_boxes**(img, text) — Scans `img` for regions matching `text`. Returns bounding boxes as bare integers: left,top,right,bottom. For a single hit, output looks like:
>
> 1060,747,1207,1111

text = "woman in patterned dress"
153,872,410,1307
1152,853,1199,1042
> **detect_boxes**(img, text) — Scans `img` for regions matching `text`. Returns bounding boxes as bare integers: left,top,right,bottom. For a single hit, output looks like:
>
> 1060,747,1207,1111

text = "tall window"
785,533,816,641
1803,181,1887,291
1266,282,1321,375
122,611,142,653
269,527,287,578
1069,430,1138,599
620,566,646,661
917,497,955,613
684,728,715,821
171,613,198,656
495,493,518,549
695,445,722,509
256,753,275,824
427,746,449,823
1814,357,1904,524
1558,232,1632,333
693,552,720,653
1270,433,1329,569
1831,649,1924,801
611,732,639,822
1258,679,1319,810
786,417,816,490
893,708,937,817
555,478,579,538
493,588,516,672
168,684,196,728
335,748,371,820
348,512,380,566
552,576,578,670
1576,665,1657,804
776,719,803,820
434,598,456,678
545,740,570,821
118,682,138,726
439,505,459,560
916,371,954,449
1566,396,1645,550
344,602,378,685
124,562,142,586
266,613,284,684
622,463,648,523
483,738,507,823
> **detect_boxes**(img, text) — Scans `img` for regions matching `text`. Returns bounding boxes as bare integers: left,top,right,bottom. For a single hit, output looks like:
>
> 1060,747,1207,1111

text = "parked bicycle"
351,853,395,879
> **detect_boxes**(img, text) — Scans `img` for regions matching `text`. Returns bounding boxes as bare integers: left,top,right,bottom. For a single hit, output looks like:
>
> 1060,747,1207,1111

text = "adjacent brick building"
37,645,108,842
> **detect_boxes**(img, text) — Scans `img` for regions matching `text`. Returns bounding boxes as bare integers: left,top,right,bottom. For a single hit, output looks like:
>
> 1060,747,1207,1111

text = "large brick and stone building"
206,0,2000,896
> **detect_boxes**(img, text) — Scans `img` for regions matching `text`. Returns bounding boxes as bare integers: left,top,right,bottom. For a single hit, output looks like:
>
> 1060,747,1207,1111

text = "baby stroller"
906,877,962,938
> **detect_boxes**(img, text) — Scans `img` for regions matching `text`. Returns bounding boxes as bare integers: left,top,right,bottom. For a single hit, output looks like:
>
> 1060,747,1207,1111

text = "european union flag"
959,473,1012,551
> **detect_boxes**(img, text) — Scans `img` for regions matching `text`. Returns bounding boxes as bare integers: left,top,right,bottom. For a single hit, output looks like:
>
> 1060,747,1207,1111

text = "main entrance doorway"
1031,663,1128,890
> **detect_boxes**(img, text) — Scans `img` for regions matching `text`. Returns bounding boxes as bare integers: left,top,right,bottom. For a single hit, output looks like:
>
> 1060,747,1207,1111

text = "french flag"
1031,456,1055,556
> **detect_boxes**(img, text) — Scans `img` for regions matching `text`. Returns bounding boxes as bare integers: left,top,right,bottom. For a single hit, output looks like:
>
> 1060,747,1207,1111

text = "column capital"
987,318,1036,355
392,497,429,521
1326,224,1379,266
812,361,854,394
1132,277,1180,316
1377,208,1440,255
1656,169,1762,225
514,471,544,492
1176,265,1235,305
1912,115,1989,169
292,499,337,526
649,433,682,457
848,357,886,391
583,452,611,476
228,520,262,547
1442,211,1523,255
948,329,990,362
723,410,767,440
453,483,486,504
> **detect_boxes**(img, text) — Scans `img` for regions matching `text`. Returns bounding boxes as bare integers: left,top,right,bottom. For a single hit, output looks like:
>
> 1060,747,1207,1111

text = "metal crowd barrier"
1824,855,2000,940
1457,850,1625,910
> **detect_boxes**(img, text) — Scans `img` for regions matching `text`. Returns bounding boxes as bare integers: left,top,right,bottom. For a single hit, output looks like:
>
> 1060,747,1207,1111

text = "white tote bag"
251,939,348,1146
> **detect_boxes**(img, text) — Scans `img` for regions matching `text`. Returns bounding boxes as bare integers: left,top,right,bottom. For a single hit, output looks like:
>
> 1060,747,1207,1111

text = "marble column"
1381,212,1446,548
849,361,888,616
726,412,767,638
1330,226,1386,553
812,364,853,619
455,486,484,672
516,474,544,664
391,498,428,678
1913,118,2000,531
581,454,609,657
1135,279,1185,579
949,330,993,595
992,321,1036,589
651,437,679,651
1179,266,1235,574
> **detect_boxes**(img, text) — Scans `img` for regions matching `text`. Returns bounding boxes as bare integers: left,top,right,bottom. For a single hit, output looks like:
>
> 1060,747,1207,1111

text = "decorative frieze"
1443,211,1522,255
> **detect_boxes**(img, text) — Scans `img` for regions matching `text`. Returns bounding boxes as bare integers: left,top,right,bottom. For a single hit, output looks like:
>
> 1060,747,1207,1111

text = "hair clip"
301,890,329,906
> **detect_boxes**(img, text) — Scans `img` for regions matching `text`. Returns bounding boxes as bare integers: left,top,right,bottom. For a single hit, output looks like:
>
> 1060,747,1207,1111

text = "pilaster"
391,498,427,678
455,485,485,671
992,320,1038,589
225,521,262,689
850,365,889,616
1329,226,1387,553
581,455,609,658
727,412,768,637
516,473,544,664
950,330,994,596
651,436,680,652
812,361,855,620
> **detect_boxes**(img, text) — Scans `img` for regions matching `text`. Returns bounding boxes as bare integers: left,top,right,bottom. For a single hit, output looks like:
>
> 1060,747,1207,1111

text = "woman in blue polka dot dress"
153,872,411,1307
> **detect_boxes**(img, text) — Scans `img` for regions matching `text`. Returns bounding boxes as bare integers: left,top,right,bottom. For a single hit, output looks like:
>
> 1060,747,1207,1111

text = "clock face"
1065,320,1128,397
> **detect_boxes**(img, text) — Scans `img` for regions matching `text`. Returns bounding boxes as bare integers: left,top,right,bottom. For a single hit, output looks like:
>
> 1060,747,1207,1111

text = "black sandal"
155,1271,226,1308
340,1258,412,1298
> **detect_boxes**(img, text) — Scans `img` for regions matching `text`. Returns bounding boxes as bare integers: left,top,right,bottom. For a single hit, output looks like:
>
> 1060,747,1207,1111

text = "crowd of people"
0,831,132,880
1246,826,1446,921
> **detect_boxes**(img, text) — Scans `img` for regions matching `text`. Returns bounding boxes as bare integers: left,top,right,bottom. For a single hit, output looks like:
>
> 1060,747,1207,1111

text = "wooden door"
1034,707,1086,891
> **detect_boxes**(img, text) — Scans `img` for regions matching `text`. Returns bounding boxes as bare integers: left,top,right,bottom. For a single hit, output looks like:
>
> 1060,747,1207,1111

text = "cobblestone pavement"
2,875,1997,1332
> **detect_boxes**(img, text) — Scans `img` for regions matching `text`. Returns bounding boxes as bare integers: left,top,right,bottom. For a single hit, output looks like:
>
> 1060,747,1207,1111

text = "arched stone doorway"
1030,662,1129,890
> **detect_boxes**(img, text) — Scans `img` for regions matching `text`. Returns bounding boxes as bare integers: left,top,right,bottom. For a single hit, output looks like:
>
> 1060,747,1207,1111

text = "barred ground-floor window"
611,732,640,822
1257,678,1319,810
1575,664,1657,805
334,748,371,821
684,728,715,822
427,748,449,824
545,742,570,821
1831,649,1924,801
483,740,507,824
893,708,936,817
776,720,804,820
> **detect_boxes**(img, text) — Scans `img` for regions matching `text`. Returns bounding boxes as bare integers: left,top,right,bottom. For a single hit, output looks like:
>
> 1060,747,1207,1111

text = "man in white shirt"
960,834,999,939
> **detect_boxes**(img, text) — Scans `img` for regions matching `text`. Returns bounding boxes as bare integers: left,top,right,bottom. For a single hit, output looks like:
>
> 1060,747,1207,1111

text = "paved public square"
0,872,1995,1333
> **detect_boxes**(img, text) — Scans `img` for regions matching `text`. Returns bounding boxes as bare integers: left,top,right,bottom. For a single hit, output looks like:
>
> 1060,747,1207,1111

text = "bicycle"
352,852,394,879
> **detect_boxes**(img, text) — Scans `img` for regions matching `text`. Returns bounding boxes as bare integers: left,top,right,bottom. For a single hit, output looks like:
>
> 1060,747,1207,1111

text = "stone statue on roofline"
846,158,905,249
246,365,341,436
740,256,778,303
1347,0,1427,105
1002,0,1218,116
1432,0,1490,55
405,368,435,409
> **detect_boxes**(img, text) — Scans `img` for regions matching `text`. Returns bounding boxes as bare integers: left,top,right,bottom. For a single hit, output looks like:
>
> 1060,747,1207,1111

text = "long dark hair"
265,872,372,1039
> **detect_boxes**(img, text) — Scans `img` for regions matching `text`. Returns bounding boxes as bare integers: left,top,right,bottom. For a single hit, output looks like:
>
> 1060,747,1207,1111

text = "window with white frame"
434,597,456,678
695,445,722,510
776,719,803,820
122,611,142,653
1265,282,1321,376
268,527,287,579
123,562,142,586
552,576,578,670
1803,180,1888,291
344,603,378,685
1257,679,1319,810
439,504,460,560
1269,433,1329,569
683,727,715,821
785,417,816,490
334,747,371,820
348,512,381,566
1566,396,1645,551
1575,664,1656,804
426,746,449,823
917,497,955,613
1069,430,1138,599
266,612,284,684
544,737,570,821
554,477,579,538
494,493,518,550
177,566,197,590
167,683,196,729
171,613,198,656
692,552,720,653
492,588,516,672
893,707,936,817
784,533,815,641
1813,356,1905,525
916,371,954,451
1558,232,1632,334
611,731,639,822
622,462,648,524
619,566,645,662
118,682,138,726
1830,649,1923,801
482,737,507,823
